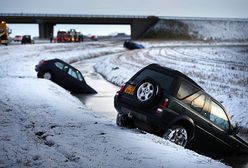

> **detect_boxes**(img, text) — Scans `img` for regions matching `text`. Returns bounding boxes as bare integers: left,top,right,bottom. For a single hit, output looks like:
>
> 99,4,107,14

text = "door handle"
208,123,213,127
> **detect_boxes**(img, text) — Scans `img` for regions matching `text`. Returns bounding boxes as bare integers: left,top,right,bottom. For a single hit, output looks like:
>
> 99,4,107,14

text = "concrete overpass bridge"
0,13,159,39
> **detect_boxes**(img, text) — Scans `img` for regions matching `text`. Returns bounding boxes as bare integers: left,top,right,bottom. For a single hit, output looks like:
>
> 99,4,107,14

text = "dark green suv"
114,64,248,157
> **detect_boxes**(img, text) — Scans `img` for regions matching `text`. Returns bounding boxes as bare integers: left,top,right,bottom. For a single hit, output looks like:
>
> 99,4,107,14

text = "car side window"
210,101,229,131
76,71,85,82
177,80,198,99
68,68,78,80
191,94,206,113
55,62,64,70
63,65,69,72
190,94,210,119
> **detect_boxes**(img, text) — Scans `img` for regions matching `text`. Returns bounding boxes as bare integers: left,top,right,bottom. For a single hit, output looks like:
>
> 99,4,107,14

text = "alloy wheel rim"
164,127,188,147
137,82,154,102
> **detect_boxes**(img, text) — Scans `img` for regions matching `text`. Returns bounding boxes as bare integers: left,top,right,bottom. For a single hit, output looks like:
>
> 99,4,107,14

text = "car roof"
50,58,81,72
51,58,70,66
52,58,67,63
146,64,204,90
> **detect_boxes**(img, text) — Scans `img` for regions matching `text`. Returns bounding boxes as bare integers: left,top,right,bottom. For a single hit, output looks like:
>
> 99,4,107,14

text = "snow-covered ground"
0,41,245,167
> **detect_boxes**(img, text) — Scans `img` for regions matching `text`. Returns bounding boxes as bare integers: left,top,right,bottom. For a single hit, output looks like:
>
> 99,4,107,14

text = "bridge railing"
0,13,148,19
1,13,247,21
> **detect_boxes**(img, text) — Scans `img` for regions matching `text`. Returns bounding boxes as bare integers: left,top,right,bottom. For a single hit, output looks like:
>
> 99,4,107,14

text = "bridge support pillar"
131,17,159,39
39,23,55,39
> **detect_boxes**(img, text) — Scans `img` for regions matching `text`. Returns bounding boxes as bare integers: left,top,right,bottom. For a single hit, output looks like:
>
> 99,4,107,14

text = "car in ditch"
35,58,97,94
123,40,144,50
114,64,248,157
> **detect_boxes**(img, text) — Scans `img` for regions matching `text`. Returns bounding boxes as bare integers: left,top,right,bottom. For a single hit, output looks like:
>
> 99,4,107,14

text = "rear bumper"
114,95,166,129
115,97,164,134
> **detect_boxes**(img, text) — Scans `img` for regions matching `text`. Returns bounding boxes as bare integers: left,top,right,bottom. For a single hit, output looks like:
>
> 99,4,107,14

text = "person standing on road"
49,33,53,43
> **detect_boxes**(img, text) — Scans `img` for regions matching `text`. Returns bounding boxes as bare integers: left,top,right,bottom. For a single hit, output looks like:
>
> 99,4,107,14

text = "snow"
184,20,248,41
144,19,248,41
0,41,232,168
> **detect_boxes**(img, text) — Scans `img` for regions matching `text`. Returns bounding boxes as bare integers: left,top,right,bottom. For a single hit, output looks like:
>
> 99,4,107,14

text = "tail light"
42,61,48,64
115,84,125,96
119,85,125,93
156,98,169,113
39,60,48,65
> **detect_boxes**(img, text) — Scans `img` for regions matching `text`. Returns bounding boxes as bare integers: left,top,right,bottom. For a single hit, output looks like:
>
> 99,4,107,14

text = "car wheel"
135,78,161,107
43,72,52,80
116,113,133,127
37,72,43,78
163,125,188,147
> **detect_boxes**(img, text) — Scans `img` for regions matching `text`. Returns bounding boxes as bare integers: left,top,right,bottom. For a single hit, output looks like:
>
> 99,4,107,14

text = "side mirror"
8,29,12,34
229,124,240,135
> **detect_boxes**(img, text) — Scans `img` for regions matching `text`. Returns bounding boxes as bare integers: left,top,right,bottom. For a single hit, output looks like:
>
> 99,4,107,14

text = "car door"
181,92,220,155
65,67,82,92
52,61,69,88
204,99,245,156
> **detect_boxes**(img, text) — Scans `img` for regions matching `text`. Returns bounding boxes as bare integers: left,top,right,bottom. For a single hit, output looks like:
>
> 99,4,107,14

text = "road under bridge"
0,13,159,39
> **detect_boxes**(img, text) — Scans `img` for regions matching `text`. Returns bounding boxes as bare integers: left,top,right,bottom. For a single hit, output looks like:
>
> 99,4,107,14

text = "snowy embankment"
95,43,248,129
143,19,248,41
0,43,228,167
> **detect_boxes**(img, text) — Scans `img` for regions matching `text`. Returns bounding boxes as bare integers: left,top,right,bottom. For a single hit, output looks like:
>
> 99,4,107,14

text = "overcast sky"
1,0,248,37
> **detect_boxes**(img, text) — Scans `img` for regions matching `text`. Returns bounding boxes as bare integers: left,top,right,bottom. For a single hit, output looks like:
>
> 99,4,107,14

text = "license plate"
124,85,135,95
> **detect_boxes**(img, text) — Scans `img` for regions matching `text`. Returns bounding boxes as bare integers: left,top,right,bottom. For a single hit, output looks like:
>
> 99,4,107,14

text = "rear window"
133,69,174,91
55,62,64,70
177,80,198,99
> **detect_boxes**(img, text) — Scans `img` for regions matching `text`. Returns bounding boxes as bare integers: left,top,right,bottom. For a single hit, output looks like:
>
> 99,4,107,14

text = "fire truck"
0,21,11,46
56,29,83,43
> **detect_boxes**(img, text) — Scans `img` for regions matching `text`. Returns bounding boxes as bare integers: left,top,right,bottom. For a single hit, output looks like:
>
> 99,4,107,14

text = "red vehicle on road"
55,29,83,43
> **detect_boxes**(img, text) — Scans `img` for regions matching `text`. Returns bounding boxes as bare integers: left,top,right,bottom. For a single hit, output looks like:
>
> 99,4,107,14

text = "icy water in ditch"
73,58,119,120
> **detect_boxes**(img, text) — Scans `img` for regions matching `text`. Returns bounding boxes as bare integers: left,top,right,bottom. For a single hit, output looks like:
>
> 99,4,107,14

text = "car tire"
135,78,161,107
37,72,43,78
163,125,188,147
43,72,52,80
116,113,133,127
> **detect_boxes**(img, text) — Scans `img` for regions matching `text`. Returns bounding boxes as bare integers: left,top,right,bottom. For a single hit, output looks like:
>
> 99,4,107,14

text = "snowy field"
0,41,246,167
